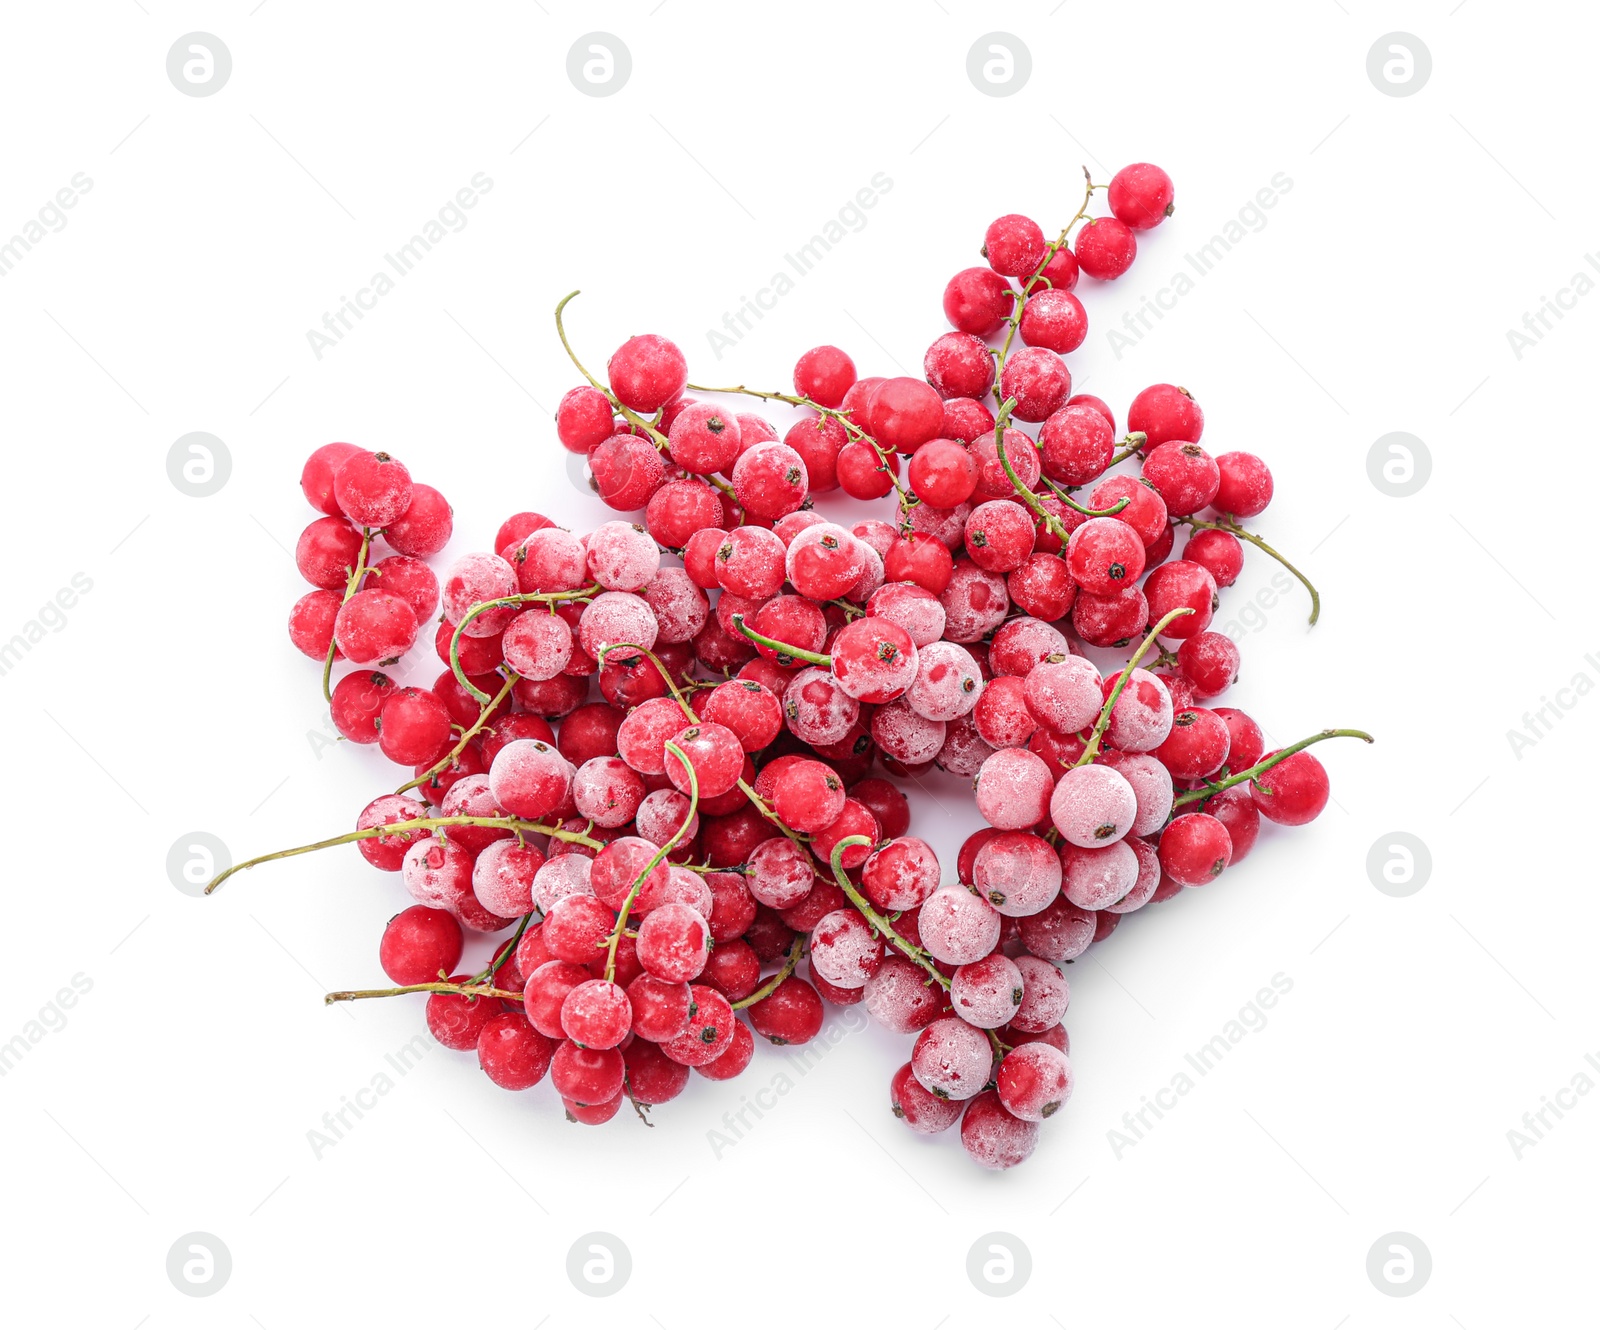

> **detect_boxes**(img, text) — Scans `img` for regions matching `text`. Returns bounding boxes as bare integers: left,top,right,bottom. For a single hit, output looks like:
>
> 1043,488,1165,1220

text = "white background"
1,2,1593,1325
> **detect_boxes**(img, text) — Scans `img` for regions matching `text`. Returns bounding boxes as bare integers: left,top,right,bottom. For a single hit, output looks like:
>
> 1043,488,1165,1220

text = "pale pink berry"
1010,954,1071,1032
578,590,657,659
912,1016,994,1100
974,747,1054,830
586,520,660,592
996,1042,1074,1121
500,609,574,680
973,831,1063,916
1060,839,1139,910
442,552,519,635
1051,764,1138,847
905,640,984,722
951,953,1024,1029
809,909,884,989
920,885,1002,965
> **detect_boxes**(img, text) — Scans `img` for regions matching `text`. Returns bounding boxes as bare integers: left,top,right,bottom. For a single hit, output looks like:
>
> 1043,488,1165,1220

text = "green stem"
603,740,699,982
732,933,805,1010
1108,432,1149,467
396,672,518,795
473,912,535,986
450,586,599,702
728,613,832,669
1074,607,1195,768
1178,514,1322,626
322,526,374,702
205,815,603,894
992,167,1096,402
1171,729,1374,810
554,291,671,450
827,837,950,992
685,381,917,513
326,980,523,1005
992,400,1128,540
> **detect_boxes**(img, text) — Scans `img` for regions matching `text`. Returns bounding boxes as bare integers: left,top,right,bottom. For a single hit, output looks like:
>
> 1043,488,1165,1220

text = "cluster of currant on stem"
249,159,1370,1167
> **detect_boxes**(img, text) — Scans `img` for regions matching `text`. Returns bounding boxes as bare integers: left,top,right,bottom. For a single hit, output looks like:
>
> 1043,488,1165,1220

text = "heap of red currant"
225,161,1370,1169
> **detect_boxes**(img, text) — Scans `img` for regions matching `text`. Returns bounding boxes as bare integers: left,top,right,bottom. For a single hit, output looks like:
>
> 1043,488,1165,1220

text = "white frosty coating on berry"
489,738,575,819
532,853,594,913
906,640,984,722
586,519,661,592
635,902,711,983
932,715,993,780
442,551,519,635
1017,898,1096,961
572,756,645,828
990,617,1070,677
635,788,699,846
864,956,943,1033
973,832,1063,917
774,509,826,546
913,1017,995,1099
850,518,898,558
472,838,541,917
1061,839,1139,910
937,562,1009,642
616,696,686,775
867,582,947,647
960,1093,1041,1169
909,500,973,551
783,667,860,745
997,1043,1074,1121
746,837,817,908
501,609,574,680
785,522,868,599
401,837,472,910
863,837,940,911
843,541,884,606
920,885,1003,965
732,441,808,518
951,954,1024,1028
1106,669,1174,752
1050,764,1138,848
1023,656,1103,734
831,619,918,703
1010,955,1071,1034
645,865,714,918
640,569,709,644
1106,836,1161,914
871,699,946,764
579,590,658,659
1102,751,1174,836
974,748,1054,831
809,909,882,988
517,526,588,592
